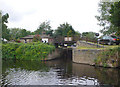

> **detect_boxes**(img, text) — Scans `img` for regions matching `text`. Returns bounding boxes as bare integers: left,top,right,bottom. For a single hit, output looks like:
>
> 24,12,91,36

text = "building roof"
20,34,50,39
20,35,35,39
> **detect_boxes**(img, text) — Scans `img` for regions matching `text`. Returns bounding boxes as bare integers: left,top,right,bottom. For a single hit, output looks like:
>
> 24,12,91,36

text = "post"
95,33,99,48
97,39,98,48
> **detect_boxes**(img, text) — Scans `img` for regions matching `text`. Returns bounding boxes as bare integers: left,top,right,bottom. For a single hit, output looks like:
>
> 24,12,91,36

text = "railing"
79,37,97,43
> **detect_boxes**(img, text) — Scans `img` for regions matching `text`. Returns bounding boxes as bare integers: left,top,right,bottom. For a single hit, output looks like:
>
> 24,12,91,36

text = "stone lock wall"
72,48,103,65
45,48,62,60
73,41,120,68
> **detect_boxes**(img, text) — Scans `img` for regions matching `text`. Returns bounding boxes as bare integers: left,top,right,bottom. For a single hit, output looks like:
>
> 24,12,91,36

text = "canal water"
1,57,120,86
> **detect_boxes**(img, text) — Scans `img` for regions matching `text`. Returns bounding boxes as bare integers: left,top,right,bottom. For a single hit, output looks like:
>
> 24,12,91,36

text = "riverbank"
2,42,57,60
95,47,120,68
73,41,120,68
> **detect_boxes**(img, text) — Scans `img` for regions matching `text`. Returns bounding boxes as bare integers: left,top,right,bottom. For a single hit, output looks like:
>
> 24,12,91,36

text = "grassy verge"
77,46,105,50
77,40,120,50
2,42,55,60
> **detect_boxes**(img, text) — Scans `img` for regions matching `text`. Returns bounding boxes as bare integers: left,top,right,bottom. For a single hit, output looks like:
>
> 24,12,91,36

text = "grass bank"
2,42,55,60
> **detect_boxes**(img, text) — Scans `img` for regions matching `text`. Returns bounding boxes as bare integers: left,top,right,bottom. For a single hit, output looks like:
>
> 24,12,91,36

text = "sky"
0,0,101,33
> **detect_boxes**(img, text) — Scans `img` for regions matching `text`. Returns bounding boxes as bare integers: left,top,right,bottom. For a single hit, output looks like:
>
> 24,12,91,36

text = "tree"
0,11,2,41
95,2,115,35
82,32,89,37
85,32,96,39
34,21,53,36
73,31,81,41
54,22,75,37
9,28,32,40
109,1,120,36
82,32,97,42
67,30,73,37
46,30,53,36
75,31,81,37
95,1,120,36
0,11,1,17
2,13,10,40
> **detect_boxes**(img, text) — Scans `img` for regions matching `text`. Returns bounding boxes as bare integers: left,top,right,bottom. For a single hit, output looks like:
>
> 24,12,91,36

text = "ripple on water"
2,67,100,85
2,68,60,85
2,59,118,86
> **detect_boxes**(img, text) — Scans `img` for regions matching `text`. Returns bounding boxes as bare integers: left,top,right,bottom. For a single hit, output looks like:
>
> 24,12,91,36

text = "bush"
95,47,120,67
2,43,21,59
2,42,55,60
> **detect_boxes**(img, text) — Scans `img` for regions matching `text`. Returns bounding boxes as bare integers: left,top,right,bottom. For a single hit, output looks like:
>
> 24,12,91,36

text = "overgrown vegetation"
96,1,120,36
95,47,120,67
2,42,55,60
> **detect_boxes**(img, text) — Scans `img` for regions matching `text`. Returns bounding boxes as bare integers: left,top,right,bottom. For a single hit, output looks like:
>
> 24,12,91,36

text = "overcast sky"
0,0,101,33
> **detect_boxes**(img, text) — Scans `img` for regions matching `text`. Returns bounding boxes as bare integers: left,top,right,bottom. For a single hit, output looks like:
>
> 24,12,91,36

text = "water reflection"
1,58,120,86
72,63,119,85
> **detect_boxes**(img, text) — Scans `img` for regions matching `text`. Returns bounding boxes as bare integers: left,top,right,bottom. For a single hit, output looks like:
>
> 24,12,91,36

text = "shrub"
2,42,55,60
2,43,20,59
95,47,120,67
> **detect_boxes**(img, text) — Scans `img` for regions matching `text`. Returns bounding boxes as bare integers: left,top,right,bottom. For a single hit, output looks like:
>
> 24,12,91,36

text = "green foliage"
82,32,96,39
34,21,53,36
109,1,120,27
2,42,55,60
54,22,75,37
67,30,73,37
46,29,53,36
96,1,120,36
109,1,120,36
95,47,120,67
1,13,32,41
2,43,21,59
75,31,81,37
0,11,1,17
9,28,32,40
81,32,97,42
2,13,10,40
95,2,116,35
0,11,2,43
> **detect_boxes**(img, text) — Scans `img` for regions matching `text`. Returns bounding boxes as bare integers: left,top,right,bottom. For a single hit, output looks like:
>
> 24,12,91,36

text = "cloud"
0,1,22,22
0,0,37,22
0,0,101,33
